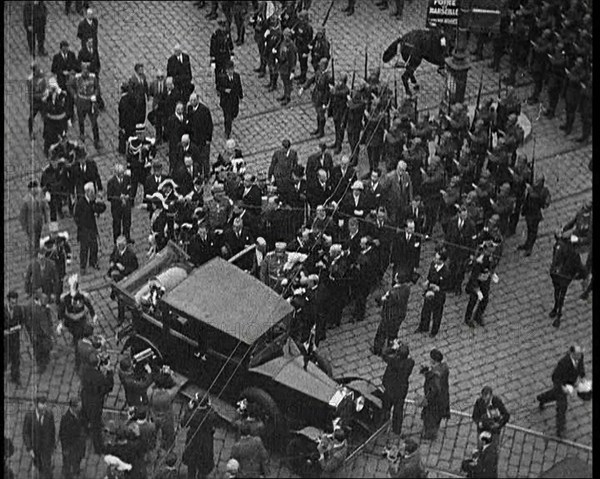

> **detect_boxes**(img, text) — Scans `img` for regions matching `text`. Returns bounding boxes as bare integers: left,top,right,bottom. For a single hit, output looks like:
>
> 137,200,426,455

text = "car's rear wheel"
239,387,287,450
286,435,321,478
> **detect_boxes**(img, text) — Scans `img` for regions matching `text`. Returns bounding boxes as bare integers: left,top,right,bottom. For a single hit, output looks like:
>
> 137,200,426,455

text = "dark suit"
464,443,499,479
188,233,217,267
59,409,86,479
166,53,193,99
187,103,213,177
391,231,422,277
22,301,54,373
80,364,114,453
76,16,98,49
107,246,138,282
381,345,415,435
368,217,394,278
175,165,201,197
418,261,451,336
340,192,371,220
173,142,203,178
165,114,188,169
305,151,333,185
70,159,103,198
217,71,243,138
118,92,137,153
306,179,332,210
445,216,477,293
373,283,410,355
143,174,168,207
538,352,586,436
162,89,181,128
472,395,510,437
51,50,79,90
73,196,101,269
4,303,24,382
128,73,148,125
23,409,55,478
223,226,254,270
268,147,299,193
330,165,356,203
25,257,61,299
106,175,132,242
148,78,168,141
365,180,384,210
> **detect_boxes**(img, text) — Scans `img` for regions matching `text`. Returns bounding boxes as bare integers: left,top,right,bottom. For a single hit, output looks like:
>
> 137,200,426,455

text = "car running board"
177,380,239,425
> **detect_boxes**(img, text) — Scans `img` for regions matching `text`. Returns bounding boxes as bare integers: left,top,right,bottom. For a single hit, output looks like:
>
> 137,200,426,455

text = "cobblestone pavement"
4,1,592,478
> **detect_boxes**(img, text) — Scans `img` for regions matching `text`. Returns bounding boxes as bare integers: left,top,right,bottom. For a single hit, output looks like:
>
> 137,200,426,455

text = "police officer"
464,241,499,327
42,76,73,157
4,290,23,385
249,1,268,77
294,10,313,85
328,73,349,154
277,28,297,106
72,61,101,149
126,123,156,204
210,19,234,88
544,42,567,119
310,26,331,74
527,29,553,105
264,16,282,92
300,57,332,137
518,174,550,256
560,56,587,136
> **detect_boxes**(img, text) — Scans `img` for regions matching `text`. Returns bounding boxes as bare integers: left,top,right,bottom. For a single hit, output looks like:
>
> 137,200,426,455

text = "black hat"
430,349,443,362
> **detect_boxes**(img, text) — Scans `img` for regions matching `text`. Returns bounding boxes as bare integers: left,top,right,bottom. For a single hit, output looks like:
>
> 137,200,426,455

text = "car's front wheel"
239,387,288,450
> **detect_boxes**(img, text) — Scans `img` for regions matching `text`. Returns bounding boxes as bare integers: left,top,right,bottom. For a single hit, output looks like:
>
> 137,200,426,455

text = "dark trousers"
353,283,370,321
347,128,361,165
395,0,404,15
29,98,45,135
490,37,504,71
268,61,279,87
79,229,98,269
33,336,51,374
4,333,20,381
538,385,568,435
507,194,523,235
198,143,211,180
465,280,491,325
77,101,99,142
81,403,104,453
564,100,579,133
422,409,441,439
111,207,132,243
423,200,440,236
367,143,383,171
27,224,44,257
523,216,541,251
222,108,234,139
546,81,562,115
382,393,407,435
129,167,148,203
333,116,347,149
281,70,293,100
32,449,53,479
419,294,445,336
530,71,544,102
65,1,88,14
550,274,571,317
234,11,245,42
298,53,309,82
62,447,83,479
580,99,592,139
187,462,210,479
48,193,62,222
255,37,266,72
26,26,46,55
450,254,469,292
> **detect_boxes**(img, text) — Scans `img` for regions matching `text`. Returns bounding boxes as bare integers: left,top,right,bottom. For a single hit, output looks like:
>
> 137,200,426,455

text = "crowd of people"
8,0,593,478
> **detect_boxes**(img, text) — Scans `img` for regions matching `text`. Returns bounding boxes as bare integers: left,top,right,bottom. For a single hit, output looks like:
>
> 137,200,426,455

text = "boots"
316,118,325,138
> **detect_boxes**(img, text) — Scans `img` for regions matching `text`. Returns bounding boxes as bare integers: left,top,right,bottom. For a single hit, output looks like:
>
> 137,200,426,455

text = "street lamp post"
443,0,472,112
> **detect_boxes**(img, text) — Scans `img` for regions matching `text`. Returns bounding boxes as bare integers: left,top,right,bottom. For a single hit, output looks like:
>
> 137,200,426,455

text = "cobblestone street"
4,1,592,478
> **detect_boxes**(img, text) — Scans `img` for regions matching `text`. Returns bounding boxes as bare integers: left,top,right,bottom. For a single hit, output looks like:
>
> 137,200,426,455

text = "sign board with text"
426,0,459,29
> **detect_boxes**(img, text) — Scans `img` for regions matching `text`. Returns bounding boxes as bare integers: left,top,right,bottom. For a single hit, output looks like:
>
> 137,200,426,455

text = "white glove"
210,63,216,70
476,291,484,301
92,315,98,325
491,273,499,284
298,87,304,96
67,119,72,128
56,322,64,335
290,72,294,80
563,384,574,395
45,191,51,202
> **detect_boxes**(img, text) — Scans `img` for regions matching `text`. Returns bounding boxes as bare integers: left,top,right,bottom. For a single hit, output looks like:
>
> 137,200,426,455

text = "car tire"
313,352,334,378
286,435,321,478
239,387,287,449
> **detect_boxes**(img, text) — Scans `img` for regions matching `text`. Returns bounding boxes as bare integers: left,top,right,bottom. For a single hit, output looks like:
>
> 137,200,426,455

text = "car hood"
249,339,340,405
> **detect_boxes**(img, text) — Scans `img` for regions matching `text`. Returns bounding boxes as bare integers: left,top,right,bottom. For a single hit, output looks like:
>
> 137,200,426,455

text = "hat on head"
120,357,132,371
120,82,129,93
405,438,419,454
36,393,48,404
351,180,364,190
430,348,443,362
479,431,492,443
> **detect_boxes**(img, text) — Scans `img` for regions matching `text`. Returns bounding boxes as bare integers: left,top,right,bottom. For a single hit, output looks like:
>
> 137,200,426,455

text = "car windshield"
249,321,289,368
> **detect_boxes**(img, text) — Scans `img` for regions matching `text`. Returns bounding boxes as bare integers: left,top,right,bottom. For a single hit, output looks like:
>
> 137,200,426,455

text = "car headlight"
355,395,365,412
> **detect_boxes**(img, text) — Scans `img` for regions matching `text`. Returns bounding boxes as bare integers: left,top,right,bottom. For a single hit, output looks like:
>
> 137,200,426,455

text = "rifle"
322,0,335,27
530,136,536,182
364,43,368,81
394,73,398,109
471,69,484,131
331,55,335,84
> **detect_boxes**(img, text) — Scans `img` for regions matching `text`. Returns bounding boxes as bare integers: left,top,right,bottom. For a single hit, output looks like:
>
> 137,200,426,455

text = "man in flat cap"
23,393,55,478
277,28,297,105
210,19,234,88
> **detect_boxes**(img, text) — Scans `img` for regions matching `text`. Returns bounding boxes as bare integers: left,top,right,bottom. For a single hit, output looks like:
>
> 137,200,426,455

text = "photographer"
471,386,510,445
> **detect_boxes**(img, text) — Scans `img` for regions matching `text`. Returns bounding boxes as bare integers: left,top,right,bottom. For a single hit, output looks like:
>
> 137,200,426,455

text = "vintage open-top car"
112,242,384,475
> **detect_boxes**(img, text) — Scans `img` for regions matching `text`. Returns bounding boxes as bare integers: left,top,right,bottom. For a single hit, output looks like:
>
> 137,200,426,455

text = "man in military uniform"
544,42,567,119
518,174,551,256
126,123,156,204
71,61,101,149
300,57,332,137
328,73,349,154
4,290,24,385
504,10,529,86
205,182,233,244
527,29,553,105
42,76,73,157
464,241,499,328
28,61,47,139
260,241,289,291
41,154,66,222
346,88,365,165
294,10,313,85
323,244,350,328
506,153,531,237
560,56,587,136
210,19,234,88
41,221,72,288
310,27,331,75
277,28,297,106
249,1,268,77
264,16,283,92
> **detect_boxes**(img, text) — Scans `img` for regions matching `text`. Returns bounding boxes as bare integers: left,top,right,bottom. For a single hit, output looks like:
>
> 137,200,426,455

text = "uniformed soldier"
264,16,283,92
464,240,499,327
328,73,350,154
294,10,313,85
503,113,524,166
577,71,592,143
527,29,553,105
346,88,366,165
562,200,592,251
544,42,567,119
28,61,47,139
489,1,511,72
504,10,529,86
205,182,233,239
41,154,66,222
310,27,331,73
560,56,587,136
71,61,101,149
496,87,521,133
126,123,156,204
260,241,289,291
280,0,298,30
41,221,72,286
299,57,332,137
518,174,551,256
277,28,297,105
210,19,234,87
42,76,73,157
490,183,515,237
232,1,248,45
506,153,531,237
57,274,97,373
249,1,268,77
